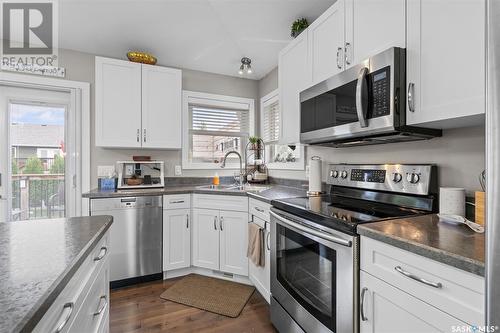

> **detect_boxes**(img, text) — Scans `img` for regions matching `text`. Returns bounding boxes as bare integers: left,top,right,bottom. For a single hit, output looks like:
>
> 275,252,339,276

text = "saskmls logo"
1,0,58,66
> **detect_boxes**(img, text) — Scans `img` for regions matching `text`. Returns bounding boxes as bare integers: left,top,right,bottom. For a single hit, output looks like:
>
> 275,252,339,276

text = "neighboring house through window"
182,91,255,169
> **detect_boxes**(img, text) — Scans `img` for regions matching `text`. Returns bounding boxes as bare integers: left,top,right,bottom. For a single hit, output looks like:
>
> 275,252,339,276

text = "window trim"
182,90,255,170
260,89,305,170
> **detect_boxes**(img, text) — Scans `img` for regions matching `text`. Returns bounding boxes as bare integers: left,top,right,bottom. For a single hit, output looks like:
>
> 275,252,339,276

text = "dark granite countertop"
0,216,113,333
83,184,307,204
357,214,485,276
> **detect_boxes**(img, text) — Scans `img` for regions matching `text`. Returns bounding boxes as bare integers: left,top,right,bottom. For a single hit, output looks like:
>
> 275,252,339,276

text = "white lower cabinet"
192,208,220,270
248,215,270,303
33,231,110,333
163,208,191,271
360,271,466,333
219,210,249,276
192,207,249,276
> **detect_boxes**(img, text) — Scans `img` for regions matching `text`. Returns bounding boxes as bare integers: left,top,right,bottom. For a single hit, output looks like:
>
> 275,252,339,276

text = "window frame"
182,90,255,170
260,89,305,170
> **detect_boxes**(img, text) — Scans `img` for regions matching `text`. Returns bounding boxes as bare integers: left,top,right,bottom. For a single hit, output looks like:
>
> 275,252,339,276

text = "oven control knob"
330,170,339,178
341,170,348,179
406,172,420,184
392,172,403,183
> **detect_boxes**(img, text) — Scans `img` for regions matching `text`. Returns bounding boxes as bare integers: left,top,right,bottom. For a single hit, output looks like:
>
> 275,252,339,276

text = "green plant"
23,157,44,174
50,154,65,174
249,136,260,145
11,160,19,175
291,18,309,38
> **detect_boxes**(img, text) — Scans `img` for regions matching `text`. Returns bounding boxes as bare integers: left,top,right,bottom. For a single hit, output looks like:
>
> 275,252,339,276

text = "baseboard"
163,266,252,285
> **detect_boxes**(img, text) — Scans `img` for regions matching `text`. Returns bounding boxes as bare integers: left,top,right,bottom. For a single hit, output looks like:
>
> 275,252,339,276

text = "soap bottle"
213,172,220,186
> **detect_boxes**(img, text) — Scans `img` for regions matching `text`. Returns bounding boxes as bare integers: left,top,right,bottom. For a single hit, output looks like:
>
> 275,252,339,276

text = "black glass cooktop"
271,194,423,235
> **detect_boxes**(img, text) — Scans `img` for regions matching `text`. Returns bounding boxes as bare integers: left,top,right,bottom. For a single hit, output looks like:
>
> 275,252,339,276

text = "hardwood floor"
110,278,277,333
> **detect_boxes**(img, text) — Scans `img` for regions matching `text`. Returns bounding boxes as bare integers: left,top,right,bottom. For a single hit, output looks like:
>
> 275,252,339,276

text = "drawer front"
193,194,248,212
163,194,191,210
361,236,485,325
249,198,271,222
33,231,110,333
69,264,109,333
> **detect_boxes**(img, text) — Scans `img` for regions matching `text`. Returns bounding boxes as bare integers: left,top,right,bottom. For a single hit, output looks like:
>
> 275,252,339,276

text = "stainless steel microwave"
299,47,441,147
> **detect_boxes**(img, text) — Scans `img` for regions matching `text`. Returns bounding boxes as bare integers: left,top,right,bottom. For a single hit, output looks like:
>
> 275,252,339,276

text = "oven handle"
270,211,352,247
356,67,369,128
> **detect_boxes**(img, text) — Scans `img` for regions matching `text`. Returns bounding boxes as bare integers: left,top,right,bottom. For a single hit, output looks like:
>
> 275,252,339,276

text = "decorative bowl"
126,178,143,186
127,52,157,65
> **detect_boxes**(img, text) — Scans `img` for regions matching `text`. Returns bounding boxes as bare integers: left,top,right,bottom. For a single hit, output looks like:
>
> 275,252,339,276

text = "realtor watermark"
1,0,58,67
452,325,500,333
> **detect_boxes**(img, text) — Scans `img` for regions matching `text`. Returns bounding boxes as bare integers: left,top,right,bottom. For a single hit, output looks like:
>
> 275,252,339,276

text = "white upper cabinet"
406,0,486,128
278,31,311,144
344,0,406,67
95,56,182,148
95,57,142,148
309,0,346,84
142,65,182,149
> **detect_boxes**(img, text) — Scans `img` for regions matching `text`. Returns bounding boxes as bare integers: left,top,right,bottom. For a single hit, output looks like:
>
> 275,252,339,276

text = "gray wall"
58,48,259,188
258,67,486,194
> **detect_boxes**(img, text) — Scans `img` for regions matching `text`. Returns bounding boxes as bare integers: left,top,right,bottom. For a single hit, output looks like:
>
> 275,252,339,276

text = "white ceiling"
59,0,336,80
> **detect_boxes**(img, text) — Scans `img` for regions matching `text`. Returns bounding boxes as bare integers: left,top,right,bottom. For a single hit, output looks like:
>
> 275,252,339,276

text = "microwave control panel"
370,67,390,118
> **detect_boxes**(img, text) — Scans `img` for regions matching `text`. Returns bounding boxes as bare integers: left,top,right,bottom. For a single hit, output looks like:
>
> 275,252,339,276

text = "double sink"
196,184,270,193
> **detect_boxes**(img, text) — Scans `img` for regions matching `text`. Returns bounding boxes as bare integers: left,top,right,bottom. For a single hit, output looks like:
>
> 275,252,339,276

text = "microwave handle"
356,67,369,128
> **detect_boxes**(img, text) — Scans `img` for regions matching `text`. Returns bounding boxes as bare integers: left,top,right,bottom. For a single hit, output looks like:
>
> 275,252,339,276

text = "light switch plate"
174,165,182,176
97,165,115,177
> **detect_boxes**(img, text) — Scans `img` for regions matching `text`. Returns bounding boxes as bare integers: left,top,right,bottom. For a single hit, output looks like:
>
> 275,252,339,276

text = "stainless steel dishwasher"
90,196,162,288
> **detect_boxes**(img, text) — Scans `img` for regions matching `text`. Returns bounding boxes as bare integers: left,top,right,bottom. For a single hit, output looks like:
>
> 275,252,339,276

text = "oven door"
299,47,404,144
270,209,357,333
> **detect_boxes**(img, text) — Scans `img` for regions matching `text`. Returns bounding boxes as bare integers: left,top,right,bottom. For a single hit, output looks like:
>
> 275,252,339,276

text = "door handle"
356,67,369,128
53,302,74,333
220,216,224,231
186,214,189,228
93,295,108,317
336,47,343,69
360,287,368,321
345,42,351,65
143,129,147,143
136,129,140,142
395,266,443,289
93,246,108,261
266,232,271,251
214,216,217,230
408,83,415,112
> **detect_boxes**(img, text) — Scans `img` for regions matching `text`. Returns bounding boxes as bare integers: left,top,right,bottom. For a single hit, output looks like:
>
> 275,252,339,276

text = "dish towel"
247,222,265,267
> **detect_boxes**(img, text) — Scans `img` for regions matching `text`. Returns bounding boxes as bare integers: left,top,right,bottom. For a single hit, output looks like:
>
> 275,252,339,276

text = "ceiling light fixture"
238,57,252,75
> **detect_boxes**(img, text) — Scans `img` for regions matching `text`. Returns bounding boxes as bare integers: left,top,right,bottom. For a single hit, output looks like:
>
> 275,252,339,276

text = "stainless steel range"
270,164,438,333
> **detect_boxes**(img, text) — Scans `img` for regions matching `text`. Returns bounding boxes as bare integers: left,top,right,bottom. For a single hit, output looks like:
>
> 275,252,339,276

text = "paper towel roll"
308,156,322,195
439,187,466,216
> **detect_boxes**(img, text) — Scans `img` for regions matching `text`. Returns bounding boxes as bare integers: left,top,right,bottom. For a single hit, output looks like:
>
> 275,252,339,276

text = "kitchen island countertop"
0,216,113,333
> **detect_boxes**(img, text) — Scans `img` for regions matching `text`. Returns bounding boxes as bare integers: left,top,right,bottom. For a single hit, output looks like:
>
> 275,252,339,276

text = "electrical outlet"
174,165,182,176
125,164,134,176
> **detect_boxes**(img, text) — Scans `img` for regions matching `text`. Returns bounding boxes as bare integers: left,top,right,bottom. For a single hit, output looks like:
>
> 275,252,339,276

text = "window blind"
262,99,280,143
190,104,250,137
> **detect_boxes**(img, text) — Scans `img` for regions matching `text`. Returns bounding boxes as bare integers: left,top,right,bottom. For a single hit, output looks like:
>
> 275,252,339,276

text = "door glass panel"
10,103,66,221
276,224,336,331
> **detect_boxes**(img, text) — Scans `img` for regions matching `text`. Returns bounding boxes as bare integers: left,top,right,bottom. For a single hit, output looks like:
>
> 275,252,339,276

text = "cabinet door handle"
408,83,415,112
93,246,107,261
266,232,271,251
345,42,351,65
136,129,140,142
336,47,343,69
360,287,368,321
143,129,147,142
170,200,185,204
186,214,189,228
214,216,217,230
395,266,443,289
220,216,224,231
93,295,108,316
53,302,74,333
254,206,264,213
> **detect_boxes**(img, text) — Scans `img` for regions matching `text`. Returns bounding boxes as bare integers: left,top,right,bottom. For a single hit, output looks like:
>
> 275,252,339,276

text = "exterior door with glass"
0,85,73,222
